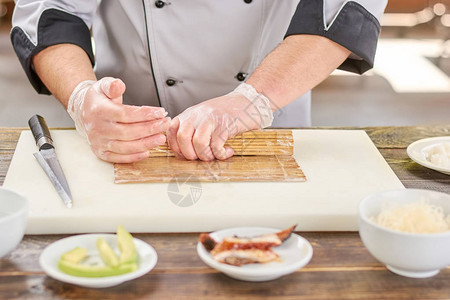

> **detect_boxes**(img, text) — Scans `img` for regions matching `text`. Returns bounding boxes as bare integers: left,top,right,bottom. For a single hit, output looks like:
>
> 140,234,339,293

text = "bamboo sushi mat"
114,130,306,183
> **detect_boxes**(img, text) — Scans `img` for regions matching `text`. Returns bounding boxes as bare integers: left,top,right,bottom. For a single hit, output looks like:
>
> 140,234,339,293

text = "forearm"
246,35,351,111
32,43,170,163
32,44,97,108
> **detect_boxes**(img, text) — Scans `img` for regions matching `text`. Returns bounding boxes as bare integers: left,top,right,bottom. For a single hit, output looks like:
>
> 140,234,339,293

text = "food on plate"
60,247,88,264
58,225,138,277
372,200,450,233
58,259,138,278
425,143,450,168
117,224,138,264
199,225,296,266
97,237,120,267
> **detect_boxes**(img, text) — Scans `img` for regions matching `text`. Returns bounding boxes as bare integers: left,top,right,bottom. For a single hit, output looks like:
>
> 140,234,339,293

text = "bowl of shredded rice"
359,189,450,278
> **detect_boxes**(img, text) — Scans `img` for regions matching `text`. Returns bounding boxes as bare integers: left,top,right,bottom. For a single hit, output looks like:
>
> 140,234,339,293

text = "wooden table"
0,126,449,299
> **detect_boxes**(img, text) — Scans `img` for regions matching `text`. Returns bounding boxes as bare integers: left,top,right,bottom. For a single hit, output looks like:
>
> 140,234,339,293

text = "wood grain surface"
1,126,450,299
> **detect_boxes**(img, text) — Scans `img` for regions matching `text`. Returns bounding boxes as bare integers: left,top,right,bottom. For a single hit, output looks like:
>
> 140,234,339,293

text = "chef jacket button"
155,0,165,8
166,79,176,86
236,72,247,81
244,0,252,3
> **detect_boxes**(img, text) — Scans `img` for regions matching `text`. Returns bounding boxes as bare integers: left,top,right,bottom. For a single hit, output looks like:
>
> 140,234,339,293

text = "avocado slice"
60,247,88,264
58,259,138,277
96,237,120,268
117,225,138,264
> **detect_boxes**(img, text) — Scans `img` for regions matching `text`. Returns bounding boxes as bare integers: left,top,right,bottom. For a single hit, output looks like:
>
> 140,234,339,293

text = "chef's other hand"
67,77,170,163
167,83,274,161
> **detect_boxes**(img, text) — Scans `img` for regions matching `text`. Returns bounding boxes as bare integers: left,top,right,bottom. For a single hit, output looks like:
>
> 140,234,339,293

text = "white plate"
39,234,157,288
407,136,450,175
197,227,313,282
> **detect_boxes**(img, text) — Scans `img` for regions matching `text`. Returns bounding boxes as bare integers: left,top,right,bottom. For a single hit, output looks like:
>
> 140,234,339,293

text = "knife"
28,115,73,208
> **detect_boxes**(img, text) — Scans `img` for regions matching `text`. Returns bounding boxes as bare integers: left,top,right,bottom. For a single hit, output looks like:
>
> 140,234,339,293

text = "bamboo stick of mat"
148,130,294,157
114,155,306,183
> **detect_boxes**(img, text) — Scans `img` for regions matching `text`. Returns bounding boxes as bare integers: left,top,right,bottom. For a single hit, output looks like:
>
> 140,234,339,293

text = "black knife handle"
28,115,54,150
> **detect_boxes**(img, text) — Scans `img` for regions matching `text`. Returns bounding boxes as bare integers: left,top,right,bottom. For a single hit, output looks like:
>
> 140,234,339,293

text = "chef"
11,0,387,162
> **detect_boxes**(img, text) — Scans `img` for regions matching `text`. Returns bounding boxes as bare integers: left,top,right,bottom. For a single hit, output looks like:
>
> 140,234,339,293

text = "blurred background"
0,0,449,127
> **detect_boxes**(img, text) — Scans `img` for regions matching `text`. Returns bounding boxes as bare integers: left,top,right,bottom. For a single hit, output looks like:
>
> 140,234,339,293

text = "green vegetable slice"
96,237,120,268
117,225,138,264
60,247,88,264
58,259,137,277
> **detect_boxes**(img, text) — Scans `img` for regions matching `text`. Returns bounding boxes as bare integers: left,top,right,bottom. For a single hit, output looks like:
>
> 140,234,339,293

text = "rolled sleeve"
285,0,388,74
10,1,96,94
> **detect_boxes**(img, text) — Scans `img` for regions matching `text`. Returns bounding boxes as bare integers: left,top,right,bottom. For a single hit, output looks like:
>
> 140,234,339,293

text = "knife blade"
28,115,73,208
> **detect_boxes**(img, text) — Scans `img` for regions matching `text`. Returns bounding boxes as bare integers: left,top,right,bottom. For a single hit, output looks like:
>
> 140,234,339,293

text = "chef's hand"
67,77,170,163
167,83,274,161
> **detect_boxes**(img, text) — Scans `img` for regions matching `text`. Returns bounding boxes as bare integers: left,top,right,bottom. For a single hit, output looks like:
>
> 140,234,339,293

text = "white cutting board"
3,130,404,234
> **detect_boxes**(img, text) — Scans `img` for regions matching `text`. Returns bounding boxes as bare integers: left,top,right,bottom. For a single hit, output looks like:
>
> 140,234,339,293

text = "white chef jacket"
11,0,387,127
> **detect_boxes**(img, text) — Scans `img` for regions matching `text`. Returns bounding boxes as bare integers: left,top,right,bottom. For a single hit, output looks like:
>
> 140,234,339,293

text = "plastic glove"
67,77,170,163
166,83,273,161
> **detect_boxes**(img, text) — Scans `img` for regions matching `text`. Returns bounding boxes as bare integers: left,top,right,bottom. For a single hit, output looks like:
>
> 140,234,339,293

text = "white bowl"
359,189,450,278
197,227,313,282
40,234,158,288
0,187,28,258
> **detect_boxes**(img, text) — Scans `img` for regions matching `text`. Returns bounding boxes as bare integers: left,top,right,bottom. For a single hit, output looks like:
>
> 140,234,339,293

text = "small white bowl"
359,189,450,278
197,227,313,282
39,234,158,288
0,187,28,258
